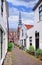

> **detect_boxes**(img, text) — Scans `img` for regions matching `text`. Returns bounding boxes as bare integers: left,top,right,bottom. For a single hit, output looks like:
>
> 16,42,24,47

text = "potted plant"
25,49,29,53
28,45,35,55
8,42,13,52
35,49,42,60
39,50,42,61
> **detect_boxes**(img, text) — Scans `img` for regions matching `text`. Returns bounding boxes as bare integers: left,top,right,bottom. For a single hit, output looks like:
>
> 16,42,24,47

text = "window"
1,0,4,16
29,36,32,46
21,40,23,46
39,5,42,21
24,39,26,47
22,29,23,37
0,29,3,59
35,31,39,39
30,43,32,46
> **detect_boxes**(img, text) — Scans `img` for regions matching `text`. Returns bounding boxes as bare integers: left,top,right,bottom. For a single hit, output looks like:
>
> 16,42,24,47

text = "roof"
33,0,42,11
25,25,33,29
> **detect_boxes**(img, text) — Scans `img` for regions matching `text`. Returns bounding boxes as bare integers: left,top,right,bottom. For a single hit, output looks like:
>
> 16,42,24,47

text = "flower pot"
29,52,34,55
39,55,42,61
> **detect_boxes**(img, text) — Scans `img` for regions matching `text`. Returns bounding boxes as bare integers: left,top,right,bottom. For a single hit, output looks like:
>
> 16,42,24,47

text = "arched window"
39,5,42,21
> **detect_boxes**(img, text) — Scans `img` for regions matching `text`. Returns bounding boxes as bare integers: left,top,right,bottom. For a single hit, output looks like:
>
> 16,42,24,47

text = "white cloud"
9,11,34,22
7,0,38,28
21,12,34,20
9,7,19,16
8,0,36,22
8,15,34,25
8,0,35,20
8,15,19,22
7,0,38,8
8,10,34,26
8,15,18,28
22,19,34,25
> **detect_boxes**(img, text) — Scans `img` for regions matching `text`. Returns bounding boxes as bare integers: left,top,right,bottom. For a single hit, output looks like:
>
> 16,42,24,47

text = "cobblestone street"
4,45,42,65
12,46,42,65
3,52,12,65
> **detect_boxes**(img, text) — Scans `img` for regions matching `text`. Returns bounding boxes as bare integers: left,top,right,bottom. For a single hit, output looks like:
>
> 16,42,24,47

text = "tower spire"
18,11,22,26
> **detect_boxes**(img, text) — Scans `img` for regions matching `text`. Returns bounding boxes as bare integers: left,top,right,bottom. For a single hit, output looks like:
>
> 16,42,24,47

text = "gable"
33,0,42,11
25,25,33,29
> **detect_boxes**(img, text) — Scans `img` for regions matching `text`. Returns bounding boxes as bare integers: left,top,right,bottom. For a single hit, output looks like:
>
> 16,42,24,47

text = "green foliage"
35,49,42,58
19,45,25,50
8,42,13,51
14,43,19,47
25,49,29,53
28,46,35,52
19,45,21,49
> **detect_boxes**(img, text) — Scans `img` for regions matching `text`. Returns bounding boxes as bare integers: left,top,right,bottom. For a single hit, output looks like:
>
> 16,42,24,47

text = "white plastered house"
33,0,42,49
19,24,27,47
0,0,8,65
26,0,42,50
19,24,33,48
19,0,42,50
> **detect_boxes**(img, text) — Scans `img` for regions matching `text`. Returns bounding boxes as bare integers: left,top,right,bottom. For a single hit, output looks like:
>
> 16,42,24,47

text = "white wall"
18,2,42,50
20,25,27,40
26,2,42,50
34,2,42,24
26,27,35,49
19,24,27,46
34,2,42,49
0,0,8,65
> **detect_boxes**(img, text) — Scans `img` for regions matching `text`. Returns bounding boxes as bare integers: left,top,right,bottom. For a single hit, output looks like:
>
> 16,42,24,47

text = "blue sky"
7,0,38,29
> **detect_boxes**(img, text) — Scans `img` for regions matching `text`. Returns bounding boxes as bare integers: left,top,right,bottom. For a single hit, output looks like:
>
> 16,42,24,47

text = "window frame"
29,36,32,46
22,29,23,37
1,0,4,16
39,4,42,21
0,29,3,59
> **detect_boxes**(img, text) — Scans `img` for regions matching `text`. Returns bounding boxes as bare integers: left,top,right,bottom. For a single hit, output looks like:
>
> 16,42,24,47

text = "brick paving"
4,44,42,65
3,52,12,65
12,46,42,65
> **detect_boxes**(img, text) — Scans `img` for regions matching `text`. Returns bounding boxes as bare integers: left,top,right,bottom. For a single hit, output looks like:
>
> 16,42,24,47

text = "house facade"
0,0,8,65
19,0,42,50
18,0,42,50
33,0,42,49
19,24,27,47
26,0,42,50
19,24,33,48
26,27,35,49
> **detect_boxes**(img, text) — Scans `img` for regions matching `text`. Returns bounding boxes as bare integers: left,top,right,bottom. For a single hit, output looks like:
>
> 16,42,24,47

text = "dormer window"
39,5,42,21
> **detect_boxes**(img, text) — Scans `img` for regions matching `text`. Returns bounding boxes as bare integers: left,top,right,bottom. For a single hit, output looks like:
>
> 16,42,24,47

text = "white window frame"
39,5,42,21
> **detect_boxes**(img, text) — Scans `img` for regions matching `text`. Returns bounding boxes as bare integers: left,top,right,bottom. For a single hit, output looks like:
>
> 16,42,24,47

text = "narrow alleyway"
12,45,42,65
3,44,42,65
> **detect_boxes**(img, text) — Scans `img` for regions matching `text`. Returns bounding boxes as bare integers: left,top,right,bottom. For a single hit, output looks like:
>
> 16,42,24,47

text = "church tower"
18,11,22,28
18,11,22,40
